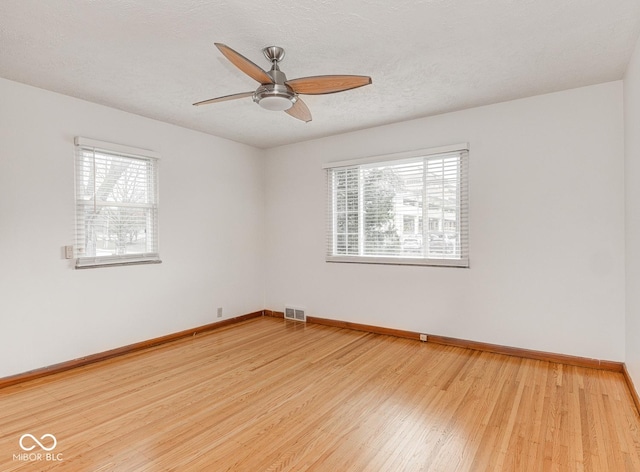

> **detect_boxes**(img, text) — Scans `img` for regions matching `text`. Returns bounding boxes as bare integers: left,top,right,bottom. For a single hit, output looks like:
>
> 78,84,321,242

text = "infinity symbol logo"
19,434,57,451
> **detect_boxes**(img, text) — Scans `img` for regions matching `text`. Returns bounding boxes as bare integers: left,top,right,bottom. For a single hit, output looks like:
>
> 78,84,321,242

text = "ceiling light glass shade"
253,84,296,111
258,95,293,111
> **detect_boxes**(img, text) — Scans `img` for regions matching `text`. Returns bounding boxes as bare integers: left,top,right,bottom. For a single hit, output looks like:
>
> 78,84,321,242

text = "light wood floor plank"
1,317,639,471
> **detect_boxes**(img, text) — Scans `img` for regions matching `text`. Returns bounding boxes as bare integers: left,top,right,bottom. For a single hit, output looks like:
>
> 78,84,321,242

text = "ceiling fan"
193,43,372,122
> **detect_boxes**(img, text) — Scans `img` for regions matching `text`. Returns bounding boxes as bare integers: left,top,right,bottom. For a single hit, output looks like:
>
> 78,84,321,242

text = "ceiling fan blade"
285,98,312,122
285,75,372,95
193,91,254,106
215,43,274,85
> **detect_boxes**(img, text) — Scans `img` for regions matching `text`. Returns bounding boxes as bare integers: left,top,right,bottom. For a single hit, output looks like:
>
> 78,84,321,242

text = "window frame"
324,143,469,268
74,137,161,269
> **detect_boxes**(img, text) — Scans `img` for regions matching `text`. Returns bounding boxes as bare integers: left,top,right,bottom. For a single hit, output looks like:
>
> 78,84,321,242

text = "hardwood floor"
1,317,639,471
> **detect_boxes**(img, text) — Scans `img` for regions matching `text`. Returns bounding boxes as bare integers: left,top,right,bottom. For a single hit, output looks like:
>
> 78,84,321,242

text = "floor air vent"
284,306,306,322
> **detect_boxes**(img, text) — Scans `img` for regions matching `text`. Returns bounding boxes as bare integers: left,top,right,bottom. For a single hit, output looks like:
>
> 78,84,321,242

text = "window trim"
74,137,161,269
324,143,469,268
322,143,468,170
74,137,161,160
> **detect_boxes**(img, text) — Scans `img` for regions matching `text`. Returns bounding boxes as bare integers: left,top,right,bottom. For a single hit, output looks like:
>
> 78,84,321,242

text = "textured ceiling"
1,0,639,148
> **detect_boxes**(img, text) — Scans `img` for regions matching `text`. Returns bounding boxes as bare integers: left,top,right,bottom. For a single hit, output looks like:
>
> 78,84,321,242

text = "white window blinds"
325,144,469,267
74,137,161,268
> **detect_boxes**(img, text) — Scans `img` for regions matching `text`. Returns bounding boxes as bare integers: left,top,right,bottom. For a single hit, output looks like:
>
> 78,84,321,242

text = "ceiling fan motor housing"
253,66,297,111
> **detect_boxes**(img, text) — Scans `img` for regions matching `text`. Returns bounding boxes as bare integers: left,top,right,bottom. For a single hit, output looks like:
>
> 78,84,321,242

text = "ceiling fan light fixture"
257,95,294,111
253,84,296,111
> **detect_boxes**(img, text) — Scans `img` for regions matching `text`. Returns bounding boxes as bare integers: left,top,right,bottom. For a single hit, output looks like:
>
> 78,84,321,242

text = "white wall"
625,34,640,389
264,82,626,361
0,78,265,378
0,75,628,379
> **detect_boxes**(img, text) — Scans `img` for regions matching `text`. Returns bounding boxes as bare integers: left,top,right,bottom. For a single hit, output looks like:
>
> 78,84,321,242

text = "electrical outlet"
217,307,223,318
419,334,428,342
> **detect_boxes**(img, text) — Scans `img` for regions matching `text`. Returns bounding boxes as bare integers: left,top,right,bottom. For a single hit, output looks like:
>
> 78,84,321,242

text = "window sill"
75,257,162,269
326,255,469,268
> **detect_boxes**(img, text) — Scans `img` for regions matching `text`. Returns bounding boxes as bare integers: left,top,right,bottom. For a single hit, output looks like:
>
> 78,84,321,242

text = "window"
325,144,469,267
74,137,160,268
